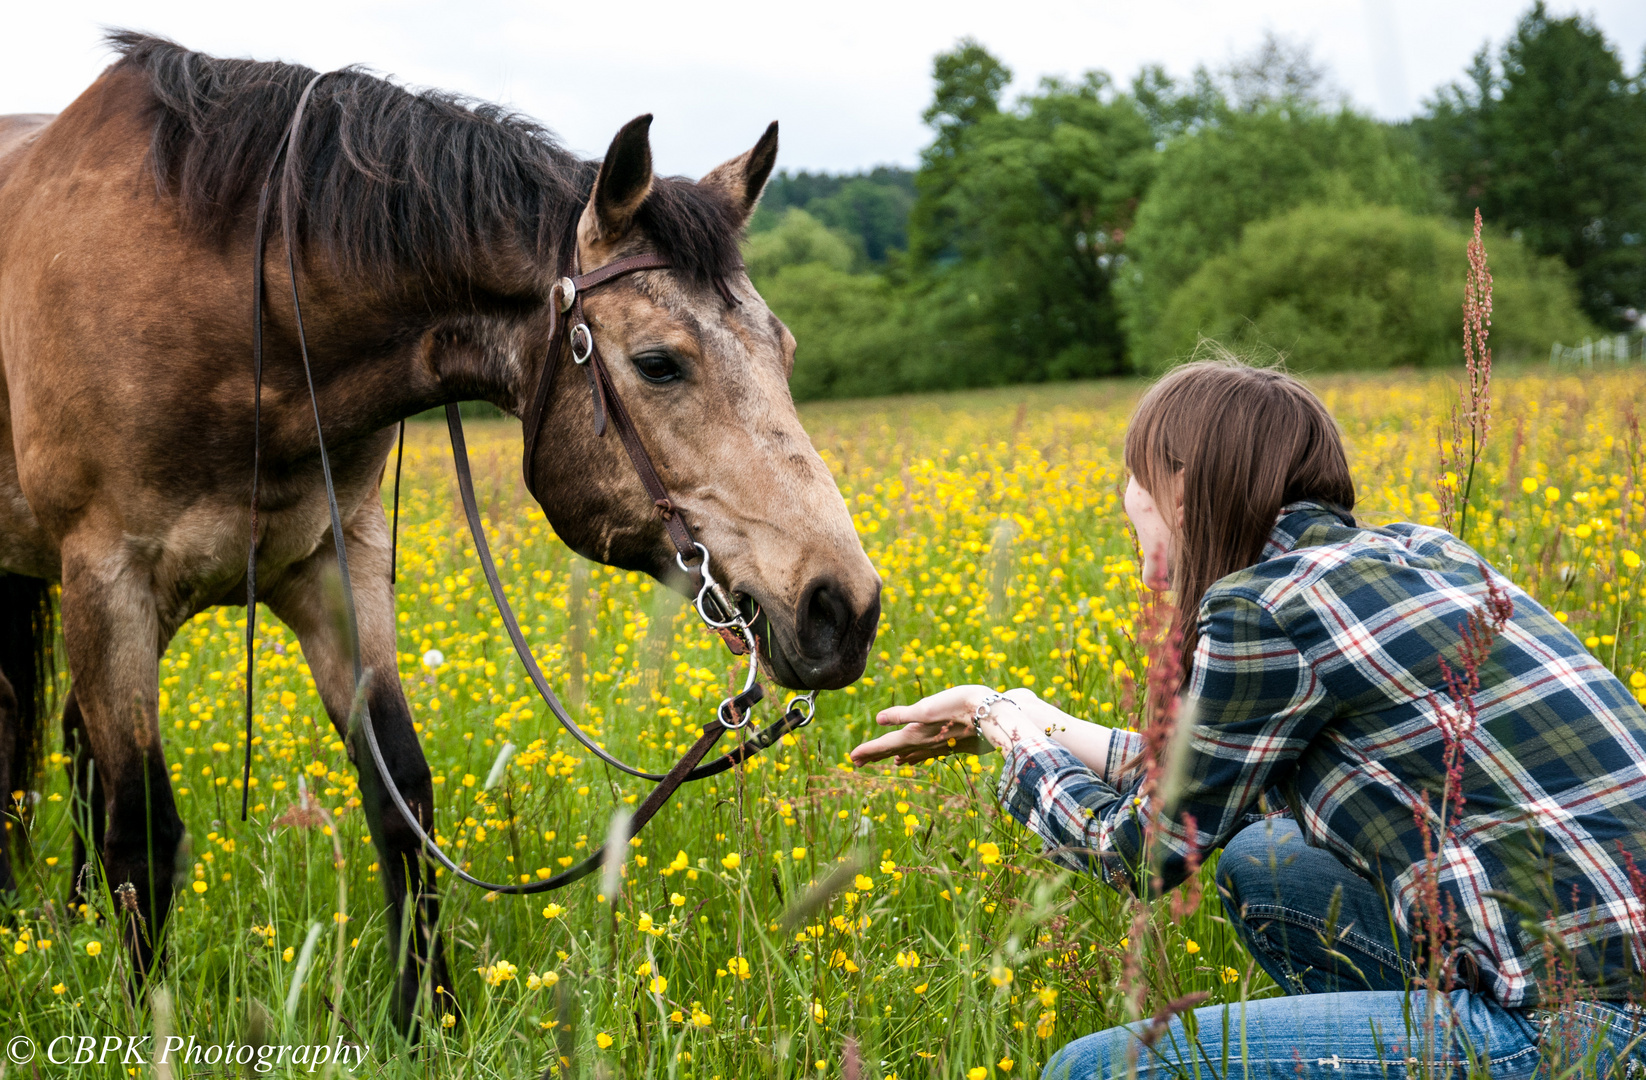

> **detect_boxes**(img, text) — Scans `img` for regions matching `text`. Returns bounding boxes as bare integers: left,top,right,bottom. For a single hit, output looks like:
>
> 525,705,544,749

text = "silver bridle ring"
718,696,752,730
784,691,817,725
570,323,594,365
716,623,762,730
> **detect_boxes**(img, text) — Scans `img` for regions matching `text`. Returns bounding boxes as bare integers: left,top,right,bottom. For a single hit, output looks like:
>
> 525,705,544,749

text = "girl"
850,358,1646,1079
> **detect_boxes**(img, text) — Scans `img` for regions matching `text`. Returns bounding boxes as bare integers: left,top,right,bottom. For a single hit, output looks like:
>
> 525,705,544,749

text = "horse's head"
523,116,880,692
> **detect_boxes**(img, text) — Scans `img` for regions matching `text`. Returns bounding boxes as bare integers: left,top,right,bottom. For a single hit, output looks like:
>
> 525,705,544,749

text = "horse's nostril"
799,578,850,658
775,576,879,691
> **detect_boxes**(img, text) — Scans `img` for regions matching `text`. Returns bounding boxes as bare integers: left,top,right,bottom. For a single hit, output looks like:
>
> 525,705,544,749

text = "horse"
0,32,881,1029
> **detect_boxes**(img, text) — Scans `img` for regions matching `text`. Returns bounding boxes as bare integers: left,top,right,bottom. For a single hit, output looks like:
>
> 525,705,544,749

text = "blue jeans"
1042,818,1646,1079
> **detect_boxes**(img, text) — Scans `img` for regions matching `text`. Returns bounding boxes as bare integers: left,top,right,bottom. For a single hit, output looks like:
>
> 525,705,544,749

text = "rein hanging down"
242,72,816,894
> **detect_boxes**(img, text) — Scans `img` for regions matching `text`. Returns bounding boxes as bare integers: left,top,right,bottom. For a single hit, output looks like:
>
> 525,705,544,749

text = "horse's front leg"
57,535,180,981
265,495,455,1035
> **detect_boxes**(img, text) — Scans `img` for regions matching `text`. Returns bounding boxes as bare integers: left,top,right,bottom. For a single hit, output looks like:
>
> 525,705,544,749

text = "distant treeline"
747,3,1646,399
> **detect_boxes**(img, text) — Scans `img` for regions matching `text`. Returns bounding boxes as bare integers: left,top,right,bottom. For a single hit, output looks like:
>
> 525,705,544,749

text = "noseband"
242,74,815,896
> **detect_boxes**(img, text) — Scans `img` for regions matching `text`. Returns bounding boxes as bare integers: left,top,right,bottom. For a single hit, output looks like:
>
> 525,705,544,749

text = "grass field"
2,368,1644,1078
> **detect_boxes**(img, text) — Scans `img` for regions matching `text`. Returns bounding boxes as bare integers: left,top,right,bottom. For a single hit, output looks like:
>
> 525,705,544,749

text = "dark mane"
107,31,745,290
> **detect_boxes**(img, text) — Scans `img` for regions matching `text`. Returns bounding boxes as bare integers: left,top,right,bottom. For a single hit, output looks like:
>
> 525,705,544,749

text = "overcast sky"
4,1,1643,177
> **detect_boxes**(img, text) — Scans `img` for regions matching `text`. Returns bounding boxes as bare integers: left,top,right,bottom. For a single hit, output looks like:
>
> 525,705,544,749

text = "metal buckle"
570,324,594,365
556,277,577,314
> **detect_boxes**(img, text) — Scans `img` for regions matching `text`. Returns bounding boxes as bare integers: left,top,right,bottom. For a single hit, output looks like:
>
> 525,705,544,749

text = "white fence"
1550,335,1644,368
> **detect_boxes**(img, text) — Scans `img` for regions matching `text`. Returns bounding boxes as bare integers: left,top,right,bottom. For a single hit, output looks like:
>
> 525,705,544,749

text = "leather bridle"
241,73,813,895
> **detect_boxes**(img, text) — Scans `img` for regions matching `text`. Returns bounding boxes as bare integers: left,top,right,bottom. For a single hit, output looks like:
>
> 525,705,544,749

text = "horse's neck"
302,266,550,434
418,308,540,418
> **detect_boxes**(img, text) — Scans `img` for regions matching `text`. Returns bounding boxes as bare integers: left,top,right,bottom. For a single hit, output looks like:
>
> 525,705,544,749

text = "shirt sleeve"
996,589,1334,894
1105,727,1146,787
994,723,1135,881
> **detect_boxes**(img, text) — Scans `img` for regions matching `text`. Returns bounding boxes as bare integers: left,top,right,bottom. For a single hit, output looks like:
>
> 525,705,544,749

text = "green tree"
756,263,928,400
922,38,1013,159
905,43,1157,384
1417,3,1646,326
1152,204,1593,371
805,179,915,264
743,208,858,281
753,167,916,263
1118,104,1439,364
744,210,930,401
907,39,1015,272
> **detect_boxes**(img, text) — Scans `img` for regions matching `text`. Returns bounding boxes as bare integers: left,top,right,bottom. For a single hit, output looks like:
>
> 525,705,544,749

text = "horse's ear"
590,114,655,243
699,121,779,226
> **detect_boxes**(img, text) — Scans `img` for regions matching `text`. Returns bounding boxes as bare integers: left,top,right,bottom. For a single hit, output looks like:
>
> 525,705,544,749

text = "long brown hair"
1124,352,1355,681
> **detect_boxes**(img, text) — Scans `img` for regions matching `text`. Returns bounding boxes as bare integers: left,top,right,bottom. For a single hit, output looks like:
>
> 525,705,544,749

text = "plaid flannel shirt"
997,500,1646,1007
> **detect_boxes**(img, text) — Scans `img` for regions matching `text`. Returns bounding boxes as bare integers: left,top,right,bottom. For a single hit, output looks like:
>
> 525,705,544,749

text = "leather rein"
240,73,813,895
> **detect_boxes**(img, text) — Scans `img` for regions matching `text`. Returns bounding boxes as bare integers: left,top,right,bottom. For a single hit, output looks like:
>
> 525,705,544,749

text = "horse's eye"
632,351,682,384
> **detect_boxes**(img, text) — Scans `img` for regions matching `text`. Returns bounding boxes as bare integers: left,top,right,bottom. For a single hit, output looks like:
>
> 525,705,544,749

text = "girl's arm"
979,689,1117,776
848,684,1131,782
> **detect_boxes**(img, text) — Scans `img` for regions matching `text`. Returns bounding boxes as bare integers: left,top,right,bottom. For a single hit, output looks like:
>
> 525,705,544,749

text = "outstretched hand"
848,684,995,767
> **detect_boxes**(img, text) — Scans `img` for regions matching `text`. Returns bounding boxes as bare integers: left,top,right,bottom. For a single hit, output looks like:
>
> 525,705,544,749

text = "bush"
1148,204,1594,371
744,209,859,280
1118,106,1440,355
755,262,930,401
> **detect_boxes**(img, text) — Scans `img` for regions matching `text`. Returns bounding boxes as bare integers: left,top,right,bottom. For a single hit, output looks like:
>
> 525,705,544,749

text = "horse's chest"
159,470,377,606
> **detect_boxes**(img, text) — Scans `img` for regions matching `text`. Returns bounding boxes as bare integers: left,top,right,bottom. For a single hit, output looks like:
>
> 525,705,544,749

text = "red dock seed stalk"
1408,567,1513,996
1619,842,1646,978
1169,811,1203,924
1137,595,1189,895
1437,208,1495,543
1120,595,1206,1019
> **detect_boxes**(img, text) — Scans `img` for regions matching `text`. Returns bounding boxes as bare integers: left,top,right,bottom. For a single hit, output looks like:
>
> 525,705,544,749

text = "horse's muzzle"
756,576,881,691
